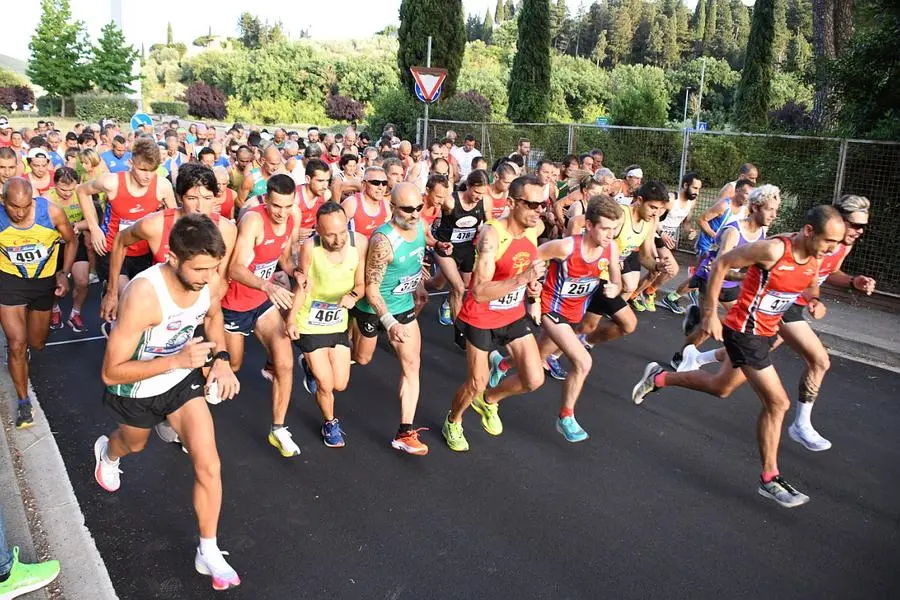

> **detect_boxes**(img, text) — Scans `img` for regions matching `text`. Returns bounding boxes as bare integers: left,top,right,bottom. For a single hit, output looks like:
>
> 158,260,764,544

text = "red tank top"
794,243,849,306
102,171,160,256
348,193,388,238
215,188,235,220
28,172,54,197
421,195,440,228
296,185,325,230
152,209,221,265
724,236,819,337
221,205,294,312
489,193,509,219
458,221,538,329
541,235,612,323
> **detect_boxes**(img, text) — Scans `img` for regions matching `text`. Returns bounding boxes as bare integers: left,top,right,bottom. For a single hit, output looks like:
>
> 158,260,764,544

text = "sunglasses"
844,220,866,231
513,198,545,211
394,203,424,214
366,180,388,187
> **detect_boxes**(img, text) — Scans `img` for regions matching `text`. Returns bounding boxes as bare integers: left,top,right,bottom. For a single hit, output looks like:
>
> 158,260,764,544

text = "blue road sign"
130,112,152,130
697,121,708,131
415,82,442,104
595,116,609,127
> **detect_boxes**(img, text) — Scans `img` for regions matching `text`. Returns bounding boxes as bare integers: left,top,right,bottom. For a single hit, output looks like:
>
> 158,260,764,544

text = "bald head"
3,177,32,202
3,177,36,223
392,181,420,205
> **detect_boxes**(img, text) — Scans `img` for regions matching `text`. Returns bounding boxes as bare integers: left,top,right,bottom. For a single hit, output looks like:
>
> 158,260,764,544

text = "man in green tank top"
351,182,430,455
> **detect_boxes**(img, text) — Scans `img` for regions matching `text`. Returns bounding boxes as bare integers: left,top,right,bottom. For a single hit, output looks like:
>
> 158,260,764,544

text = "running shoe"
556,415,589,443
93,435,121,492
658,293,685,314
88,271,99,284
268,427,301,457
322,419,345,448
15,401,33,429
67,313,87,333
676,344,702,372
644,292,657,312
632,362,664,405
0,547,60,599
195,546,241,590
392,428,429,455
576,333,593,353
788,423,832,452
49,310,63,330
488,350,507,389
758,475,810,508
472,394,503,435
682,304,701,336
441,414,469,452
687,289,700,306
299,355,317,395
670,351,683,370
544,355,568,380
154,420,180,444
631,295,647,312
260,361,274,382
438,299,452,326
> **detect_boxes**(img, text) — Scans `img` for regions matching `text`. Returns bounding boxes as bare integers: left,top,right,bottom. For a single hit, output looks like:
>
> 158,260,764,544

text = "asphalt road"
30,291,900,600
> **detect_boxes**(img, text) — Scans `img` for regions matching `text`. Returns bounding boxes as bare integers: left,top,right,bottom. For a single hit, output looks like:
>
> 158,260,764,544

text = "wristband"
349,290,359,299
379,314,399,331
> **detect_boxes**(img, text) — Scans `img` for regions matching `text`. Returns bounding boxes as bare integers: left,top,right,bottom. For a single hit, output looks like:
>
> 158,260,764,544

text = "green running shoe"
472,394,503,435
442,414,469,452
0,547,60,599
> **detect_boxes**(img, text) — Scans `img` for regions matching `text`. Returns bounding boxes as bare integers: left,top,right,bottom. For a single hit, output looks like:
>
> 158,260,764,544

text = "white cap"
27,147,50,161
625,168,643,179
0,116,9,129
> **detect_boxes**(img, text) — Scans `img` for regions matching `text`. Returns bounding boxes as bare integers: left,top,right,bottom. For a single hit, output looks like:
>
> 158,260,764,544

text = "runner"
99,164,237,322
211,166,236,221
631,205,845,508
563,173,604,235
487,162,517,220
442,174,548,452
535,196,623,441
161,129,187,179
718,163,759,200
781,194,877,452
99,135,131,174
351,182,430,455
287,202,367,448
239,145,285,205
221,174,302,458
92,214,242,590
296,158,330,242
341,166,391,239
0,148,17,197
615,165,643,206
76,138,176,296
24,149,54,198
0,178,76,428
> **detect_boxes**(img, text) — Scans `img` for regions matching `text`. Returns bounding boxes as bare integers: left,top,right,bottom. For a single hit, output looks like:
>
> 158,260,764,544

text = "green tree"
691,0,706,55
702,0,718,54
482,10,494,44
91,21,139,94
495,0,508,22
466,14,484,42
549,0,566,46
733,0,776,130
710,0,734,59
730,0,751,67
397,0,466,98
507,0,551,122
167,21,173,45
506,0,517,19
0,68,26,88
773,0,790,65
786,30,813,74
591,30,608,67
27,0,91,115
608,4,634,66
609,64,670,126
237,12,264,49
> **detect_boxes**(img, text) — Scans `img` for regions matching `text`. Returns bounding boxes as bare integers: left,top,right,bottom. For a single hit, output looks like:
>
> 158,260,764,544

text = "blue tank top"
697,199,736,254
695,220,765,288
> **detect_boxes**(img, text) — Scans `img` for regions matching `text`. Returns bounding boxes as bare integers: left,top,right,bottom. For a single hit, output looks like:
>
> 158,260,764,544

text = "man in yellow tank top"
0,178,77,428
287,202,367,449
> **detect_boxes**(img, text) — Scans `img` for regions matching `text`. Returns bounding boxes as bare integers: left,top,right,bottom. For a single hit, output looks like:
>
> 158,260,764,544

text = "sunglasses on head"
366,179,388,187
394,203,424,214
513,197,545,211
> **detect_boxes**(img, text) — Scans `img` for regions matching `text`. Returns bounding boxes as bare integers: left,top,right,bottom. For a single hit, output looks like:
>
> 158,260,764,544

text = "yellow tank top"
0,197,62,279
616,205,650,259
486,219,540,261
295,234,359,335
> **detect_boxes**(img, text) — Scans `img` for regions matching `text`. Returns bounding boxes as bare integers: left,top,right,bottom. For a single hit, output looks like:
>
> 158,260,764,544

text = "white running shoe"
632,362,664,405
788,423,832,451
758,475,810,508
676,344,702,372
268,426,301,457
93,436,121,492
155,421,180,444
195,546,241,590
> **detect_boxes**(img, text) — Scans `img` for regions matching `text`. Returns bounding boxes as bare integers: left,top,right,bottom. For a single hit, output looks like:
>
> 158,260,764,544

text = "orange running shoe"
391,428,429,456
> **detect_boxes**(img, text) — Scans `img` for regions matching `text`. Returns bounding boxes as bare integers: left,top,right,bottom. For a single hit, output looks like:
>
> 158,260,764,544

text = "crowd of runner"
0,113,878,592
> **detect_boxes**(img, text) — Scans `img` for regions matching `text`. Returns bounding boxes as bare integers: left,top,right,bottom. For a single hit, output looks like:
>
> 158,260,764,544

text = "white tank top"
660,199,693,235
106,264,210,398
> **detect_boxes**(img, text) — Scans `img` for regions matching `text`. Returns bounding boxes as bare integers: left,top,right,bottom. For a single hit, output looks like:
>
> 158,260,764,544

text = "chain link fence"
420,119,900,295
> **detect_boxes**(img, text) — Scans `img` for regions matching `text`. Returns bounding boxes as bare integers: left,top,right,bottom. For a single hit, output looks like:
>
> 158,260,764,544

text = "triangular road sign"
410,66,448,103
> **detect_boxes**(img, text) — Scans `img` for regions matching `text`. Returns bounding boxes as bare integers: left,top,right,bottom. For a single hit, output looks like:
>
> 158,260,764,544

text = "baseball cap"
27,147,50,161
0,116,9,129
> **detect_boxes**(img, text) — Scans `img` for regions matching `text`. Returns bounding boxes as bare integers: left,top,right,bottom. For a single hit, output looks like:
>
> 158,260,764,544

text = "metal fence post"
833,138,849,203
679,128,690,184
567,124,575,155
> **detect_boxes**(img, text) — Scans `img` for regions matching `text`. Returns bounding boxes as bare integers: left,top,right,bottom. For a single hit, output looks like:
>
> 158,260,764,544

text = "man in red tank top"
221,174,303,459
99,164,238,322
631,205,846,508
442,175,549,452
296,158,330,243
212,166,236,220
779,194,877,452
76,138,176,295
341,166,391,239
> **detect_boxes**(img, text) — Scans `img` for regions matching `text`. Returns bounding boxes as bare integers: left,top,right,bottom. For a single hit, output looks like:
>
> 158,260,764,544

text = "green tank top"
356,221,425,315
46,188,84,223
250,168,268,197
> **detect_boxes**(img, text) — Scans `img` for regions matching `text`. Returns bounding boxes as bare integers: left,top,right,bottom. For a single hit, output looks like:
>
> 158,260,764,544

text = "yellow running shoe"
472,394,503,435
441,414,469,452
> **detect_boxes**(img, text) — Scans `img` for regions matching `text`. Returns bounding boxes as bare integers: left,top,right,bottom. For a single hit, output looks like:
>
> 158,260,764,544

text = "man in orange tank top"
631,205,846,508
341,166,391,239
442,175,551,453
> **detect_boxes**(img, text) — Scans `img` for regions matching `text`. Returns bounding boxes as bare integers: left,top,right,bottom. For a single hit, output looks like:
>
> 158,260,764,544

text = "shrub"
186,81,226,120
0,86,35,110
72,93,137,122
367,88,421,140
36,95,67,116
0,68,25,88
226,97,332,127
437,90,492,122
325,94,366,122
150,101,189,118
768,101,813,134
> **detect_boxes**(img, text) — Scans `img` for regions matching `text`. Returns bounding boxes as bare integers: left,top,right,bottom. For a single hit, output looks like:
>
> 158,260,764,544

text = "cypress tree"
167,21,173,45
91,21,139,93
733,0,776,130
692,0,707,55
507,0,551,122
495,0,507,23
398,0,466,98
702,0,718,53
482,10,494,44
710,0,733,59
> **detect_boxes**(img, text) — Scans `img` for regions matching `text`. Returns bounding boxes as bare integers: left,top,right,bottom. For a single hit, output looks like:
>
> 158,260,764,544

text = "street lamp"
682,87,691,129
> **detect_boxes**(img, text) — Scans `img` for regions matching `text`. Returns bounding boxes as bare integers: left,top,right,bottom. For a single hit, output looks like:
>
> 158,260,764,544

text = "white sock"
51,305,61,314
101,446,119,465
199,537,219,556
794,400,813,428
70,307,80,317
696,349,720,366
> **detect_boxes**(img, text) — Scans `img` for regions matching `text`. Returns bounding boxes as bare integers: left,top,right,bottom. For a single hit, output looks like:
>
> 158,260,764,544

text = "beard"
392,214,415,230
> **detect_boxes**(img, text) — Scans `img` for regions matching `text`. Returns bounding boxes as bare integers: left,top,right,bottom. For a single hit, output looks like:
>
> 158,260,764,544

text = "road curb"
0,331,118,599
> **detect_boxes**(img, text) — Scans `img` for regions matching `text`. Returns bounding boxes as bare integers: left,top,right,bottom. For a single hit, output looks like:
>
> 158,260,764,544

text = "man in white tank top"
92,214,242,591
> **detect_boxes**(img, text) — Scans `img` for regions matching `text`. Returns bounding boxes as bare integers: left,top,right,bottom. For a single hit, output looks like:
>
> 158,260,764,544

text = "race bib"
757,291,800,315
308,301,344,327
560,277,599,298
8,244,49,266
450,228,476,243
119,218,137,229
392,273,421,295
253,260,278,281
490,286,526,310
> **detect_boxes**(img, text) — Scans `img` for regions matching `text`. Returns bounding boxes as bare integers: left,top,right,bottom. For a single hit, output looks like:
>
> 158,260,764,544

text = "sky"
2,0,597,62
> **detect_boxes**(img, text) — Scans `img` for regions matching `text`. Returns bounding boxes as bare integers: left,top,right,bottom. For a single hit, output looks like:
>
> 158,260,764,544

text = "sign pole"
423,36,432,151
695,58,706,130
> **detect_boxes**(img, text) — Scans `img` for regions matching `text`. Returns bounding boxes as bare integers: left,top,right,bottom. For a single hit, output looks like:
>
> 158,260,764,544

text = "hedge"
72,94,138,123
150,101,189,118
37,95,62,116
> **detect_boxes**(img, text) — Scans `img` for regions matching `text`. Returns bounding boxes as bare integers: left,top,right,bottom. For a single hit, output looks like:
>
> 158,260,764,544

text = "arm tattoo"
476,231,495,256
365,232,392,317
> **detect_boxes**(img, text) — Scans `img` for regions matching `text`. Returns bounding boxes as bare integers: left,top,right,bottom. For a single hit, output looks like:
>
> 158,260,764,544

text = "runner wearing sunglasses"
341,167,392,239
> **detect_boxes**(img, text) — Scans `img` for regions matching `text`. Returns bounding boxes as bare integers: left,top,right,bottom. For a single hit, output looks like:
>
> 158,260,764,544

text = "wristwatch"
213,350,231,363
